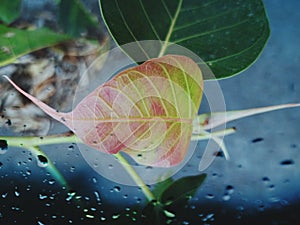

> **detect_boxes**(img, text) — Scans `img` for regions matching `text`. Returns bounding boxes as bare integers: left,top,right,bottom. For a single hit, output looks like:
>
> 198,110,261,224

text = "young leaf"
99,0,270,79
143,201,175,225
0,25,71,66
160,173,207,205
4,55,203,167
151,177,174,199
0,0,22,24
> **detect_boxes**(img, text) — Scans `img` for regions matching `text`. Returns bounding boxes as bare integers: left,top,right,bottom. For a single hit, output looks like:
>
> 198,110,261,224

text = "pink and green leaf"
4,55,203,167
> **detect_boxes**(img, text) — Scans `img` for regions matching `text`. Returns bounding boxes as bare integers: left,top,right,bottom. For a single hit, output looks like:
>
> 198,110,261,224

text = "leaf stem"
2,131,79,147
26,145,70,189
114,152,156,202
0,132,76,189
1,132,156,201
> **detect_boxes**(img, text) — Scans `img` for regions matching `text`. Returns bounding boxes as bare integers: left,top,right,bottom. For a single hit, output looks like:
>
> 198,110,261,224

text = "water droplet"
164,210,175,218
48,179,55,185
0,140,8,154
262,176,270,182
85,214,94,219
214,151,224,157
66,191,76,201
92,177,97,184
108,164,113,169
37,220,45,225
26,170,31,176
205,193,215,199
70,166,75,172
290,144,297,148
237,205,244,212
112,214,120,219
225,185,234,194
94,191,101,203
14,190,20,197
251,137,264,143
202,213,214,222
280,159,294,166
268,184,275,190
100,216,106,221
222,194,230,201
2,192,8,198
182,221,189,225
113,186,121,192
37,155,48,167
39,193,48,200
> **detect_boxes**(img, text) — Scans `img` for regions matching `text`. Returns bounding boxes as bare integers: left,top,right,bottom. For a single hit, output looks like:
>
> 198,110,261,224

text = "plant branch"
2,131,78,148
114,152,156,202
26,145,70,189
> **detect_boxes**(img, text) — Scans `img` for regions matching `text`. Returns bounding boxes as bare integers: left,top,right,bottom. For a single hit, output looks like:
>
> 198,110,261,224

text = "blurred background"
0,0,299,224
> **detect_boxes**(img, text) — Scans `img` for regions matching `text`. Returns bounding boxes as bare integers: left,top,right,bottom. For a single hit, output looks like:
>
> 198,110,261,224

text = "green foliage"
0,0,102,67
142,174,207,224
100,0,270,79
160,174,207,205
0,0,22,24
58,0,100,38
0,25,70,67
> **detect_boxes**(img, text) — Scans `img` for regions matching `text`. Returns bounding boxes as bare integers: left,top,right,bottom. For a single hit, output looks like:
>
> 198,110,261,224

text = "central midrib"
158,0,183,57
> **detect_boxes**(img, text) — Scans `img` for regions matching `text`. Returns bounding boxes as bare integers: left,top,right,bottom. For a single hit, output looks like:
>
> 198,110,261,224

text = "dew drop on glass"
262,176,270,182
222,194,230,201
113,186,121,192
66,191,76,201
112,214,120,220
14,189,20,197
39,193,48,200
2,192,8,199
280,159,294,166
37,220,45,225
225,185,235,194
37,155,48,167
92,177,97,184
0,140,8,154
205,193,215,199
48,179,55,185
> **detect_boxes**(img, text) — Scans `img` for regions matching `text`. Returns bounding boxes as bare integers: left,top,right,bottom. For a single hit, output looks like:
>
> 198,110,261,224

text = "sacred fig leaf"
159,174,207,205
0,0,22,24
0,25,71,67
99,0,270,79
4,55,203,167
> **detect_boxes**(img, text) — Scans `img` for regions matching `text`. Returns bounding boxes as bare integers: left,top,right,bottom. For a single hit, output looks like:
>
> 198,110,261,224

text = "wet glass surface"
1,0,300,224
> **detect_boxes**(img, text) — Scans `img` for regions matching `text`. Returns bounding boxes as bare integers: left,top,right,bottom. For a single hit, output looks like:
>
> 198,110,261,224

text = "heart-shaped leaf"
0,25,71,66
4,55,203,167
99,0,270,79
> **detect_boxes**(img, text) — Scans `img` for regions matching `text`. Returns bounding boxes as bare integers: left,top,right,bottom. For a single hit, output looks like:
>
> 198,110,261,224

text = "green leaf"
99,0,270,79
160,174,206,205
58,0,100,38
152,177,174,199
143,201,175,225
0,25,71,66
0,0,22,24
